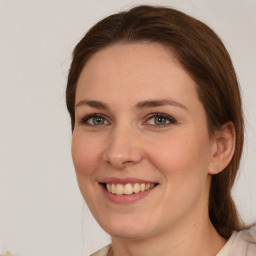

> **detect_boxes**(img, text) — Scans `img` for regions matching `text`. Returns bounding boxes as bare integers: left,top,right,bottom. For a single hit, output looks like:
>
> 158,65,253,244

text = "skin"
72,43,235,256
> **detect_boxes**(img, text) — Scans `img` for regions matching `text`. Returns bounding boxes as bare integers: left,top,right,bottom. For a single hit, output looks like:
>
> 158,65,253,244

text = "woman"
66,5,256,256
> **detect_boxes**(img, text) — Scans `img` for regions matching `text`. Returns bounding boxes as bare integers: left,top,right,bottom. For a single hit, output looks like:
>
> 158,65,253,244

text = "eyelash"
79,113,109,126
79,113,177,127
145,113,177,127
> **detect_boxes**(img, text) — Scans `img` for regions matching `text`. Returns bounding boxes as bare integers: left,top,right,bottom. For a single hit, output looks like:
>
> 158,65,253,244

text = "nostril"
122,160,134,167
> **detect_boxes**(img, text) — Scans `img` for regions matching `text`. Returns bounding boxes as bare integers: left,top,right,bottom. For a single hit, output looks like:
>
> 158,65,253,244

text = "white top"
90,244,112,256
90,225,256,256
216,231,237,256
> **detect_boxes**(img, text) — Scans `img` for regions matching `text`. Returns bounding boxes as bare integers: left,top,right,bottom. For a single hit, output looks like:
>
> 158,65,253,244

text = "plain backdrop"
0,0,255,255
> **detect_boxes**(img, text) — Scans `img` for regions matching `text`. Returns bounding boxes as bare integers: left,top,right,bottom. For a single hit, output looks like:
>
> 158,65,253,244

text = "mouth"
98,178,159,204
101,182,158,195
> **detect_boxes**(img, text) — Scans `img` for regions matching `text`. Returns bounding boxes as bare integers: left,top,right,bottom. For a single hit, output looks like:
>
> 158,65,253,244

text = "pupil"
94,117,103,125
155,117,166,125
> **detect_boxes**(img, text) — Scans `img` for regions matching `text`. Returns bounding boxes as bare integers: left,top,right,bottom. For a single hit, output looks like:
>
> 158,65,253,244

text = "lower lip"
100,184,157,204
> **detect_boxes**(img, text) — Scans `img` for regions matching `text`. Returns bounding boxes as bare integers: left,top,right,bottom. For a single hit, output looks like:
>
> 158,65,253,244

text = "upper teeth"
106,183,155,195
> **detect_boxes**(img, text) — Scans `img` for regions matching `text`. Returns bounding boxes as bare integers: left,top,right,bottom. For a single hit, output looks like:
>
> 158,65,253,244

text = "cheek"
147,132,211,187
71,133,104,209
71,133,103,178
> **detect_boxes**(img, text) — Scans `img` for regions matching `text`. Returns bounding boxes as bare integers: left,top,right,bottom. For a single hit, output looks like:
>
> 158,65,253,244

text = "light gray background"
0,0,255,255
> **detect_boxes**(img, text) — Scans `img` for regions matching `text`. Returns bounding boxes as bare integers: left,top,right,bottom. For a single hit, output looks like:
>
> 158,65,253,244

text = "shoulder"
229,224,256,256
90,244,112,256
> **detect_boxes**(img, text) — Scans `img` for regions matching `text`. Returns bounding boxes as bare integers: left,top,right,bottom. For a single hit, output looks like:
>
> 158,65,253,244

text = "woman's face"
72,43,217,240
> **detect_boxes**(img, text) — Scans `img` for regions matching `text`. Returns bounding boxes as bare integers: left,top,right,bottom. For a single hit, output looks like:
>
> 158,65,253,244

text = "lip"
99,177,159,185
98,177,159,204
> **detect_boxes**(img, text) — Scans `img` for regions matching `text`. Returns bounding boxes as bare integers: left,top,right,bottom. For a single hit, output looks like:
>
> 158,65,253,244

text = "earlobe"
208,122,236,175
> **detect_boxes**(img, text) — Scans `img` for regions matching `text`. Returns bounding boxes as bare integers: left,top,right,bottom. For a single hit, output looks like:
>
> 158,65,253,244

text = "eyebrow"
75,99,188,111
136,99,187,111
75,99,108,109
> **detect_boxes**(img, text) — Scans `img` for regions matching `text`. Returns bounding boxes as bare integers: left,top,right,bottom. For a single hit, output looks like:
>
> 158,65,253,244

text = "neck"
110,217,226,256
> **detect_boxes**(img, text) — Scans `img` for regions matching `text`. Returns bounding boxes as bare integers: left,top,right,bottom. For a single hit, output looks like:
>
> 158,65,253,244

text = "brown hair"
66,5,244,238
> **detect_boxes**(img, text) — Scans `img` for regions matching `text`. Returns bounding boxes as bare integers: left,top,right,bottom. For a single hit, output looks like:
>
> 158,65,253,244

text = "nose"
102,124,143,169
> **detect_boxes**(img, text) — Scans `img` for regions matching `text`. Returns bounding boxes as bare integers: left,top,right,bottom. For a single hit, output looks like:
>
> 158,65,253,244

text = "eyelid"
79,113,110,126
144,113,177,126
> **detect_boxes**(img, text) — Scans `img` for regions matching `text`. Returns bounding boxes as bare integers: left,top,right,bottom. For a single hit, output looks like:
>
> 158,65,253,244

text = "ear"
208,122,236,175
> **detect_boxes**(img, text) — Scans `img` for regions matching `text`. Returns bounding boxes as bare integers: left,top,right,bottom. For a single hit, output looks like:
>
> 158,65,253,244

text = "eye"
80,113,110,126
146,113,177,127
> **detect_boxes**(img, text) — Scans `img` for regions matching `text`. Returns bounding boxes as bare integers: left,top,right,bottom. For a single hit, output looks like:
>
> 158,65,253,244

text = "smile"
105,183,156,195
99,178,159,203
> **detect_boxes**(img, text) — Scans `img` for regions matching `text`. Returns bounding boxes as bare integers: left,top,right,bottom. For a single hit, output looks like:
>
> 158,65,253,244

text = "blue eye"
146,113,176,126
80,114,109,126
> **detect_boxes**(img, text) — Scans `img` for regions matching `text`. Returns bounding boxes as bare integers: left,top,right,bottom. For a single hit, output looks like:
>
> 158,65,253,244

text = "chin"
106,226,152,240
99,214,155,240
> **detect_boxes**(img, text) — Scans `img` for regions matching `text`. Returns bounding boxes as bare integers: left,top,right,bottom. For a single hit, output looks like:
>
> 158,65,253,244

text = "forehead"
75,42,199,106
